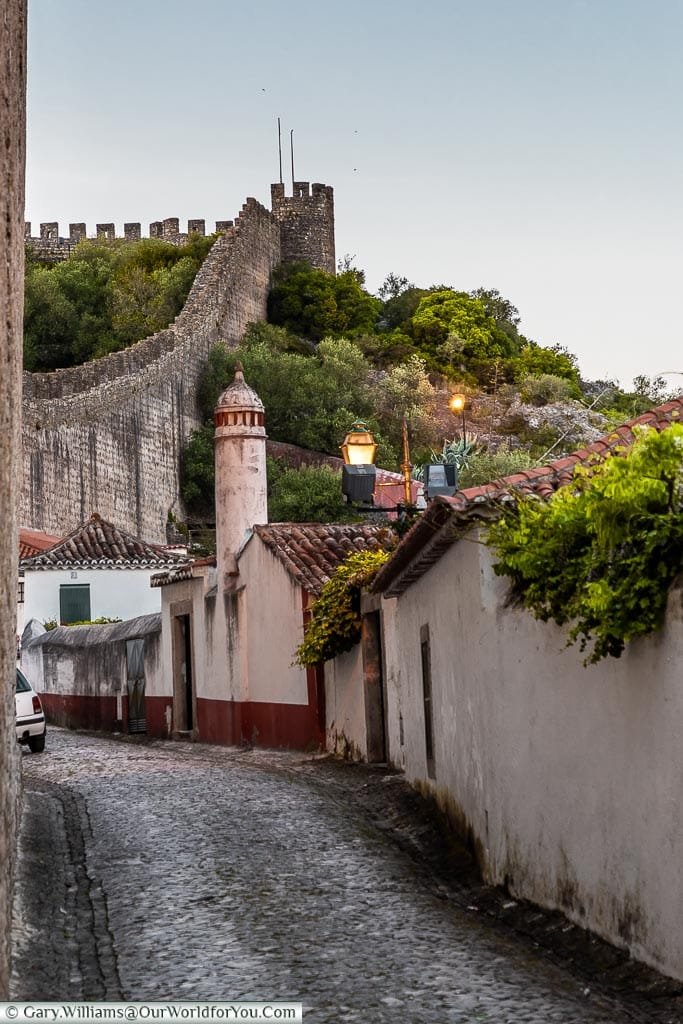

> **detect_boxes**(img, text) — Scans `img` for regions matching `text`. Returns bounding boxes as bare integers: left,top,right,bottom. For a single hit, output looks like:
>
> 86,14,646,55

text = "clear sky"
26,0,683,389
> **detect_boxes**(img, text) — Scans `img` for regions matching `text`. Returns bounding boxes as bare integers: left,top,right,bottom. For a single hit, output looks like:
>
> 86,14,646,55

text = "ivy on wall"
487,423,683,663
296,549,391,666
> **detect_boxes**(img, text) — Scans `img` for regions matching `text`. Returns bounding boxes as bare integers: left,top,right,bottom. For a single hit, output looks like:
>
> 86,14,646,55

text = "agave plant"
412,438,477,481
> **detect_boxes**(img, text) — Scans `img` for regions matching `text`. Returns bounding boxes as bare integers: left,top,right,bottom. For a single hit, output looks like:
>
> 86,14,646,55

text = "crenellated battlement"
24,217,235,262
270,181,335,274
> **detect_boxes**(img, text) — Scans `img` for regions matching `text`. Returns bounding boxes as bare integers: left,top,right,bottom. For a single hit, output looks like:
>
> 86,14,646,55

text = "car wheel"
28,732,46,754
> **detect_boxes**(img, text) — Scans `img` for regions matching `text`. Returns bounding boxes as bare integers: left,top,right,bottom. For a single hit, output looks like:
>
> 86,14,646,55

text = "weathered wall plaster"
381,529,683,981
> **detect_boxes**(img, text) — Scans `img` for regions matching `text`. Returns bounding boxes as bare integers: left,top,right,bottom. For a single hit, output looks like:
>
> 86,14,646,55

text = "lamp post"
340,421,377,505
400,415,413,507
449,393,467,442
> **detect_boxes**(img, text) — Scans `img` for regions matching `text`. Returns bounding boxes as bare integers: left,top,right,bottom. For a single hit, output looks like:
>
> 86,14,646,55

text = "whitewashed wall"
382,528,683,982
24,568,162,625
21,614,161,700
239,538,309,705
324,645,366,759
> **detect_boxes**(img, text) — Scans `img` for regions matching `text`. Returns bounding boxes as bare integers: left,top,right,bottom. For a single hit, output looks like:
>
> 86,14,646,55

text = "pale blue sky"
26,0,683,389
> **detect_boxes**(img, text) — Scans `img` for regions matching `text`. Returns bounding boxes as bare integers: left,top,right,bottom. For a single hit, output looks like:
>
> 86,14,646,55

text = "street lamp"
449,393,467,442
340,421,378,466
340,421,377,505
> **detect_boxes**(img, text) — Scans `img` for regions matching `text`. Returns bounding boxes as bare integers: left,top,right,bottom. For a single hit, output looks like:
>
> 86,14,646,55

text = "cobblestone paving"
10,730,681,1022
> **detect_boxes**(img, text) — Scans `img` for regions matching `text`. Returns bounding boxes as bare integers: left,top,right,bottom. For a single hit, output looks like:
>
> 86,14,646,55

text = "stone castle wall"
1,0,26,998
21,183,335,542
25,216,236,263
271,181,335,275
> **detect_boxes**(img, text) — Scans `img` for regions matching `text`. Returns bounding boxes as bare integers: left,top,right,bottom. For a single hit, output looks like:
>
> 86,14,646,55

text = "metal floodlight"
423,463,458,501
341,464,377,505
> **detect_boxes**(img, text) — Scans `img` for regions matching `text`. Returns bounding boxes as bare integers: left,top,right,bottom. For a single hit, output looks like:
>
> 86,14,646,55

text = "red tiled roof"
150,555,217,588
254,522,397,596
19,528,61,560
374,397,683,598
21,513,187,570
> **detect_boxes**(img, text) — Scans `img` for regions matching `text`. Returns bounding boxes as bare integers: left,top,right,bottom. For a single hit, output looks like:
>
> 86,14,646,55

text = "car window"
15,669,32,693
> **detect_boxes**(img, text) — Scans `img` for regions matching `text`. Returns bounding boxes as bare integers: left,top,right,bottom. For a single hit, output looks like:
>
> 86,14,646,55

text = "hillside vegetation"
22,240,676,523
182,261,675,523
24,234,215,371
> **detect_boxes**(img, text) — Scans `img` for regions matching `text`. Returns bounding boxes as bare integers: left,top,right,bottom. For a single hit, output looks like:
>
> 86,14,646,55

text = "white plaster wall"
383,530,683,981
325,645,366,758
24,568,161,626
158,572,242,706
239,538,308,704
20,617,162,701
202,585,242,703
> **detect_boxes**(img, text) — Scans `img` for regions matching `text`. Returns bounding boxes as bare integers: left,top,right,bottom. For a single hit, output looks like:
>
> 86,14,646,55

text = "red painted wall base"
39,692,323,750
40,692,173,738
196,697,323,749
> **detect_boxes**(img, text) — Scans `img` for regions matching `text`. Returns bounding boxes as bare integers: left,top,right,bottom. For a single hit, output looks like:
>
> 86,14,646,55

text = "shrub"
488,424,683,662
296,549,392,665
459,445,536,488
518,373,577,406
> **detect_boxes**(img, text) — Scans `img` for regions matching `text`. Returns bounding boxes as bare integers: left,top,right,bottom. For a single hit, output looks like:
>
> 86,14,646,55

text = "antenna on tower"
290,129,295,188
277,117,283,185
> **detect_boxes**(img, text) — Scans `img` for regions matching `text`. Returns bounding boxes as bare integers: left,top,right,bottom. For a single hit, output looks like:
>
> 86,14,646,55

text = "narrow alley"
10,731,679,1023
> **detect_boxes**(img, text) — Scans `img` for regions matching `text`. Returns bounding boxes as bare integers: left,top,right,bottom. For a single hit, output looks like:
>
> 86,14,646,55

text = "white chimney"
213,362,267,585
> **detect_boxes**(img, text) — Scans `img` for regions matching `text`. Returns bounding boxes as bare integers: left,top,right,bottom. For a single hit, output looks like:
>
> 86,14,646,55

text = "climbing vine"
296,549,391,666
487,423,683,663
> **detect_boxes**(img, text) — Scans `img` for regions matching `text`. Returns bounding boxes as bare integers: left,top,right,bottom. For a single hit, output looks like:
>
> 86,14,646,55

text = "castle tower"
271,181,335,274
214,364,267,583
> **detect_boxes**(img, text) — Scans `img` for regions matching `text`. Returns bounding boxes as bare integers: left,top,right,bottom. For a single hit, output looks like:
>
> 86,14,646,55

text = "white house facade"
373,396,683,983
21,513,185,631
151,365,393,750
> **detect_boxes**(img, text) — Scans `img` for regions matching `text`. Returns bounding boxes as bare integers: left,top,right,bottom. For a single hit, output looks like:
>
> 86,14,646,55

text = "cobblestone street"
10,730,682,1022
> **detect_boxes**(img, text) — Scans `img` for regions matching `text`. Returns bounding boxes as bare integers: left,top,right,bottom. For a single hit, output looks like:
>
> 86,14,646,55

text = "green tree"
409,290,520,361
23,265,79,370
180,424,215,519
194,336,384,459
24,234,214,370
379,286,427,332
515,341,580,389
268,462,356,523
369,355,439,455
267,262,380,341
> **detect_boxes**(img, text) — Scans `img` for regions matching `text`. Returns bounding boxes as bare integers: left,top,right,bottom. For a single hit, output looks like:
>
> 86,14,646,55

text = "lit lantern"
340,421,377,505
340,421,378,466
449,393,467,441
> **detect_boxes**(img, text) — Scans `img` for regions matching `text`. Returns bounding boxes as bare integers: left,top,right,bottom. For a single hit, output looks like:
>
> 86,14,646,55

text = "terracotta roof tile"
374,395,683,598
22,514,186,571
150,555,217,588
19,528,61,560
253,522,397,596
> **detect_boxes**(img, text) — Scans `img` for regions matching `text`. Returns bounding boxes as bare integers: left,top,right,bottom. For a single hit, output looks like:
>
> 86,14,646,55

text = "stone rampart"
21,183,335,543
22,199,281,541
25,217,233,263
271,181,335,274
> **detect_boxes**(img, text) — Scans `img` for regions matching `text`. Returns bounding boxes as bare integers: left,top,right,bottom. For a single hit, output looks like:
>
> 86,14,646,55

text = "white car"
15,668,46,753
